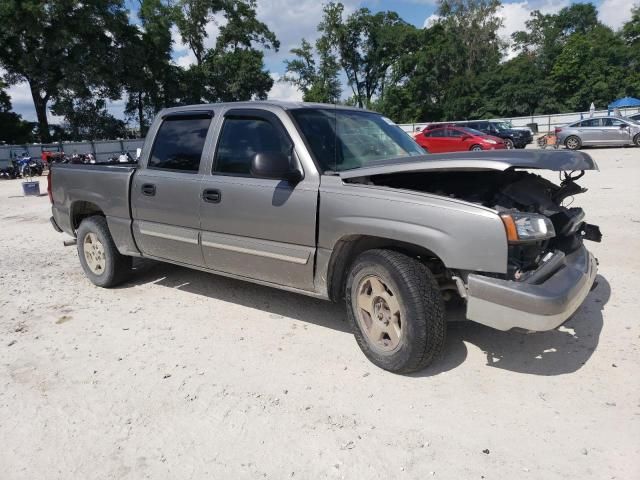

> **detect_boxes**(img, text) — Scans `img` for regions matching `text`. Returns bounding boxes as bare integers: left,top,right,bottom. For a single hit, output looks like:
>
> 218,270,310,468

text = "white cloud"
267,73,303,102
499,1,569,41
171,14,227,68
256,0,360,71
423,14,440,28
598,0,636,30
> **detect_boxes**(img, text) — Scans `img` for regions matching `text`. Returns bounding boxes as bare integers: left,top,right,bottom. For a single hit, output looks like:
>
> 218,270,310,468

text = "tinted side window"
579,119,600,127
602,118,624,127
148,115,212,172
214,117,292,175
425,128,445,137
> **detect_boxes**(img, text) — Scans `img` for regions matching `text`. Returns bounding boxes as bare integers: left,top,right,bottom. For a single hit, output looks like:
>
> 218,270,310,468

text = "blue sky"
4,0,634,122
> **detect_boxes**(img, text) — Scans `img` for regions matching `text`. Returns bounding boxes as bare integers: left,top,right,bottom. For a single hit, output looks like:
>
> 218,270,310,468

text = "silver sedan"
556,116,640,150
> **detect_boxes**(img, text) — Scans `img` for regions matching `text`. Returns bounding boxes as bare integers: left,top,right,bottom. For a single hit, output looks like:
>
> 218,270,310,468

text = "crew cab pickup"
49,101,601,373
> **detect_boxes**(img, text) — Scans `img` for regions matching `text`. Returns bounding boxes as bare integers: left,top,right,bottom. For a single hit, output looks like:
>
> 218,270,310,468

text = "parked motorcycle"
14,154,44,177
0,160,19,179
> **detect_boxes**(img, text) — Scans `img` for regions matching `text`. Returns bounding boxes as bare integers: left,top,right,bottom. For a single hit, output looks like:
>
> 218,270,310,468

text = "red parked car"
414,126,506,153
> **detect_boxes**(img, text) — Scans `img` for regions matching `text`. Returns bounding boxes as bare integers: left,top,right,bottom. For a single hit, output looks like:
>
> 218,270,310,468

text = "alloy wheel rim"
354,275,403,352
83,232,106,275
567,138,579,149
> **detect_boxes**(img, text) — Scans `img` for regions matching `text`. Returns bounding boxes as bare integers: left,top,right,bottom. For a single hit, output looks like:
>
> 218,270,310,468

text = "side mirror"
620,124,628,129
250,151,302,183
461,134,471,140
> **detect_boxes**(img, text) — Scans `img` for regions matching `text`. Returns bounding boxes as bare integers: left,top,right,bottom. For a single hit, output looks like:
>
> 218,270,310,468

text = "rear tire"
345,249,446,374
77,216,131,288
565,135,581,150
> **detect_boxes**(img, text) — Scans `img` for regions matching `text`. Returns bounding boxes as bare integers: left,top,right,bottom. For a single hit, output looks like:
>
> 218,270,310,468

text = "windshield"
493,121,512,131
460,127,485,136
290,108,424,171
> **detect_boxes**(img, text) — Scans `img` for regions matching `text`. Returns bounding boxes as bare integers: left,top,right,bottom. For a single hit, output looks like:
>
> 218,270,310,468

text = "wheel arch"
325,234,446,302
70,201,105,231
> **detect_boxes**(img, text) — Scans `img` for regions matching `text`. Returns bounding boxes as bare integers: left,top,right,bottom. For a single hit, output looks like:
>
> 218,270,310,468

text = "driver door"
198,109,319,290
601,118,632,144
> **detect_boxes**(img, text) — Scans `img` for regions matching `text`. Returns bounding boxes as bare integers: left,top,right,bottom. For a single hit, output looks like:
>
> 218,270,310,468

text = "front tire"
565,135,581,150
345,249,446,373
504,138,514,149
77,216,131,288
634,134,640,147
470,144,483,151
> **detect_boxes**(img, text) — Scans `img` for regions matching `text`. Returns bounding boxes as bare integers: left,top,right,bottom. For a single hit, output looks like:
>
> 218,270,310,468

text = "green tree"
52,96,128,141
0,81,34,144
550,25,628,111
173,0,278,104
283,38,341,103
0,1,135,141
319,2,414,108
622,5,640,96
376,0,504,122
125,0,180,136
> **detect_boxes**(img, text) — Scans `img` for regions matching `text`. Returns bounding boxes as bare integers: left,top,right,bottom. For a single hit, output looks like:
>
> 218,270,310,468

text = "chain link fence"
398,107,640,133
0,138,145,163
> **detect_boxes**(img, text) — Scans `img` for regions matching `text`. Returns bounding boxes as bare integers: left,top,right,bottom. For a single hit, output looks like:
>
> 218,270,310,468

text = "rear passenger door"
198,108,319,290
574,118,601,144
132,111,214,266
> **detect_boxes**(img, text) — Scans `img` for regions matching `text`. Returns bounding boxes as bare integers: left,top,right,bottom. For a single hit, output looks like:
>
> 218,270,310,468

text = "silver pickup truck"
49,101,601,373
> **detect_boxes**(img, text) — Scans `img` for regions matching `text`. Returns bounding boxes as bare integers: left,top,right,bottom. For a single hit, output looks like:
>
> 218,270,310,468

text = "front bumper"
465,245,597,331
514,136,532,147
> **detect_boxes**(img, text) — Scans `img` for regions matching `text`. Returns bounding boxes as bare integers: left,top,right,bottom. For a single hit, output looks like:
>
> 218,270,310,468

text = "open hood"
338,150,598,179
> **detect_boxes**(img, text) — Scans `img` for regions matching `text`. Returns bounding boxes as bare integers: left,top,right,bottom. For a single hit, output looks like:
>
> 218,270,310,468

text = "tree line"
286,1,640,122
1,0,638,144
0,0,278,143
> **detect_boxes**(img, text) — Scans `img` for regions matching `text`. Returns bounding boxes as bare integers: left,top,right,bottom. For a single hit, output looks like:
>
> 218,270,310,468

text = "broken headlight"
500,212,555,243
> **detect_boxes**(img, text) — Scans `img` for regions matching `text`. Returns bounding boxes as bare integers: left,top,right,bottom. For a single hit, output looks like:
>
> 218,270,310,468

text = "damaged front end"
363,168,601,281
341,155,602,331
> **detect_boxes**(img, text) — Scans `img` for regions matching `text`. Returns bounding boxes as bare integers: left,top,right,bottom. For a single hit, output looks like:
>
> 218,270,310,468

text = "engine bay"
347,169,602,280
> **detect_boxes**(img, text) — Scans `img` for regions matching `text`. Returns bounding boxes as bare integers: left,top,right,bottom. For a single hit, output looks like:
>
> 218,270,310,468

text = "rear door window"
579,119,601,127
148,114,212,172
445,127,464,137
425,128,446,137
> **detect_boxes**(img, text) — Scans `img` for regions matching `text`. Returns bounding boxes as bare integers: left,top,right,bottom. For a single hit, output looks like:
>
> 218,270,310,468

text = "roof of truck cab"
158,101,375,114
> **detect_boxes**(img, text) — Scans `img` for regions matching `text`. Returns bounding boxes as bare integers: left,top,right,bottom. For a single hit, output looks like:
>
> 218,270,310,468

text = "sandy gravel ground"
1,146,639,480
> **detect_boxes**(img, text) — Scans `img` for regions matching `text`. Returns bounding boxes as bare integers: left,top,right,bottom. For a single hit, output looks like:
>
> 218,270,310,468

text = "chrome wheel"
505,139,514,149
471,145,483,151
83,232,106,275
353,275,403,353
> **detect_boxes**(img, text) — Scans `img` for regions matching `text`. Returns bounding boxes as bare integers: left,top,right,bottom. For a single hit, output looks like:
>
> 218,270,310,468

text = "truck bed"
50,163,139,255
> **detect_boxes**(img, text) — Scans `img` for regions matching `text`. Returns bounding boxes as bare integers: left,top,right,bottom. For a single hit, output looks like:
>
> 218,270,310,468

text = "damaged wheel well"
326,235,446,302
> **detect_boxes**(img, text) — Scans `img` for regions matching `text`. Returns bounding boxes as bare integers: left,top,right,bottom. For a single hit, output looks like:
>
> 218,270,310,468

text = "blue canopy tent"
608,96,640,110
